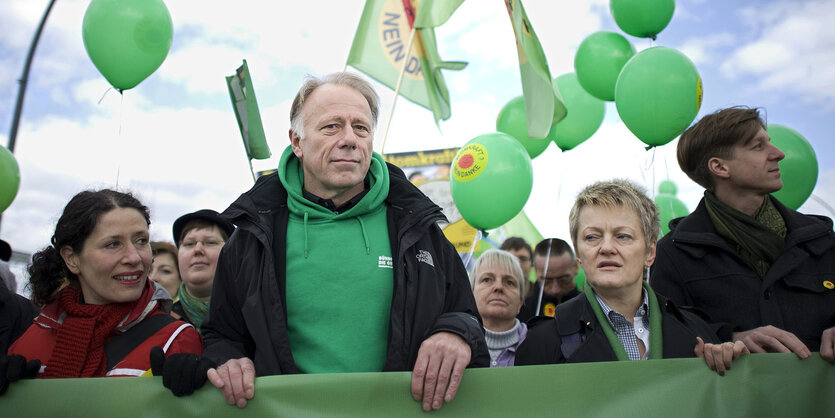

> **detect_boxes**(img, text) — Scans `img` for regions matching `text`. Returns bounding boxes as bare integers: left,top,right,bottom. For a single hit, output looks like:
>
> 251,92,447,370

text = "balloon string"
810,194,835,218
556,155,564,204
535,239,554,316
650,147,656,199
464,229,482,274
97,87,112,105
115,92,123,186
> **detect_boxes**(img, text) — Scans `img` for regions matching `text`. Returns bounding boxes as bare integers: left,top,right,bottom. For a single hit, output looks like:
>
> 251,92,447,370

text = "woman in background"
472,249,527,367
171,209,234,331
150,241,181,301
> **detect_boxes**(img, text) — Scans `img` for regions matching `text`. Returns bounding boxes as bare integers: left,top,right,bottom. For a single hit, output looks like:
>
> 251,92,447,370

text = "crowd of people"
1,72,833,410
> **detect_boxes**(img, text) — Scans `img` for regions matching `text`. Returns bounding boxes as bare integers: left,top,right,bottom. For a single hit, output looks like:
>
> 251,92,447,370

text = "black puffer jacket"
202,163,488,374
651,196,835,350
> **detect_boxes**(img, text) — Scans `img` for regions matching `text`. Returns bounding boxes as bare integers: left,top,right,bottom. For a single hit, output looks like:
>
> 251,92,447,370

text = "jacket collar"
665,195,834,258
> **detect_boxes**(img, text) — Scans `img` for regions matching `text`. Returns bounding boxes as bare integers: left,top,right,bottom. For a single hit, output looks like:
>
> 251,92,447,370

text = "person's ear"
644,241,657,268
60,246,81,275
289,128,303,159
708,157,731,180
571,258,579,276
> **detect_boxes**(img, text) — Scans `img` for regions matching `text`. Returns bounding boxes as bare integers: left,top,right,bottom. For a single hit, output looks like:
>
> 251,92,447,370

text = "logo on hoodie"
416,250,434,267
378,256,393,269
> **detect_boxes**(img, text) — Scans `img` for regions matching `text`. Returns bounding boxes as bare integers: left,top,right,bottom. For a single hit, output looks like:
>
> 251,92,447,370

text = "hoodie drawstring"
356,216,371,255
303,211,309,258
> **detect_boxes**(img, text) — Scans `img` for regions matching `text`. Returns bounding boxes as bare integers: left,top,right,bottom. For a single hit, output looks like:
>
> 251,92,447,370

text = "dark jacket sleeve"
0,284,38,354
426,223,489,368
201,230,256,366
652,239,735,341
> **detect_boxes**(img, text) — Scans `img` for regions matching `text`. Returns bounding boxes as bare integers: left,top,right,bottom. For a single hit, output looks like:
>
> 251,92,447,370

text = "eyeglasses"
541,276,574,286
181,240,225,250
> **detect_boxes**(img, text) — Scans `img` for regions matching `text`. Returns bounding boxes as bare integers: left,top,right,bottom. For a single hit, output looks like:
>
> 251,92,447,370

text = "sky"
1,0,834,269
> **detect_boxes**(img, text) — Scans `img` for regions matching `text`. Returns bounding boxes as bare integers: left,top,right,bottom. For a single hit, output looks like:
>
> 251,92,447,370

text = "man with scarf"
651,106,835,362
155,72,488,410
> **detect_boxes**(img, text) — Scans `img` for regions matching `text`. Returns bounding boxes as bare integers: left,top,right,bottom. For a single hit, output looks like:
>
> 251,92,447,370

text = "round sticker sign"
452,144,488,182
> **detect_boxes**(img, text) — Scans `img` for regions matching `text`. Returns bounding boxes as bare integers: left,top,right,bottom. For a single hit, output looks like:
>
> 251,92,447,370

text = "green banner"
1,354,830,416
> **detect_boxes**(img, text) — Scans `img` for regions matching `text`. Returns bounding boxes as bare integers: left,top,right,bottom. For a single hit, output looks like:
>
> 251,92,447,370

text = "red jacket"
8,281,202,377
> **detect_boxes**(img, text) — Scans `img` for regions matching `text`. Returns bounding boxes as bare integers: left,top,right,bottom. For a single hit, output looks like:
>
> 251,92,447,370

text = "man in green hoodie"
158,72,488,411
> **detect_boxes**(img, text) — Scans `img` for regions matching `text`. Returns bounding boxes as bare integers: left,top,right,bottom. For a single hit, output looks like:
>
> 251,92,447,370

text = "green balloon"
610,0,676,39
655,194,689,236
615,46,702,148
496,96,551,159
658,179,677,195
550,73,606,151
450,133,533,230
574,31,636,101
82,0,173,91
0,146,21,214
768,124,818,209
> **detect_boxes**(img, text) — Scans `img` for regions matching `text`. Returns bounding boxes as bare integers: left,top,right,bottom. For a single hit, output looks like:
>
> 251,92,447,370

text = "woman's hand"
694,336,749,376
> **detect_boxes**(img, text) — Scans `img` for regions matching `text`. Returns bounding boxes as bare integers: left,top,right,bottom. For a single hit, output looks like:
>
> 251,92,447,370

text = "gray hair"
289,72,380,140
471,249,526,300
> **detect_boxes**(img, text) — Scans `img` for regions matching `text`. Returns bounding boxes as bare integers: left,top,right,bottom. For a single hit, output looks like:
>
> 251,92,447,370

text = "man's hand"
207,357,255,408
695,337,749,376
820,327,835,362
732,326,810,359
411,331,471,412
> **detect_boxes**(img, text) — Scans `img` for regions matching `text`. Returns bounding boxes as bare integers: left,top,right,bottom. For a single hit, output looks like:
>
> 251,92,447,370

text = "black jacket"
651,197,835,350
201,163,488,374
515,290,719,364
1,284,38,355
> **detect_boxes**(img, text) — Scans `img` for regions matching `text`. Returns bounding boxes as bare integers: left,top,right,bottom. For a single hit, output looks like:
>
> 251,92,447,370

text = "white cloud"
678,32,736,66
1,0,832,263
721,1,835,107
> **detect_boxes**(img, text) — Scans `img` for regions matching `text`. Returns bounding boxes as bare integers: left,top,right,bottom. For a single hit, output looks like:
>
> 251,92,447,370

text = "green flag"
347,0,465,123
505,0,567,139
413,0,465,28
226,60,271,160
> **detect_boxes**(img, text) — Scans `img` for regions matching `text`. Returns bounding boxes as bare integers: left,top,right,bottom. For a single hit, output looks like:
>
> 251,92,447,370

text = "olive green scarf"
583,282,663,361
704,192,786,278
178,282,209,333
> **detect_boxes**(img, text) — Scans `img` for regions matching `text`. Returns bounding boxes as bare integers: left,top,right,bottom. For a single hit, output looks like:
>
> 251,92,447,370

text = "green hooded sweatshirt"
278,146,393,373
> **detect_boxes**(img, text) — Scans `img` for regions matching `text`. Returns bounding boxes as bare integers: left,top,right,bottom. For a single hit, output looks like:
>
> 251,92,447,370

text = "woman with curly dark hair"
4,189,202,388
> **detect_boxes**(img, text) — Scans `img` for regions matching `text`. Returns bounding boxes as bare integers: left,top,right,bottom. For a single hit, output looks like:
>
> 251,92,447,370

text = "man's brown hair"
677,106,766,190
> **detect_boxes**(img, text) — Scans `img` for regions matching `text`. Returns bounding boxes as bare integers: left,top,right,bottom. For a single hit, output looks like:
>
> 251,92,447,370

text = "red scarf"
42,285,135,378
